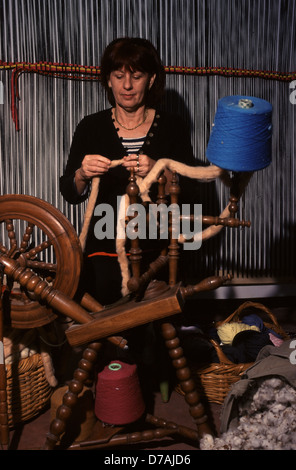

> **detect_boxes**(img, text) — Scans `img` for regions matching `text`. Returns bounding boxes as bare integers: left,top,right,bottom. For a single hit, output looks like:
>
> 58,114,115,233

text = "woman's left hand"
123,154,155,177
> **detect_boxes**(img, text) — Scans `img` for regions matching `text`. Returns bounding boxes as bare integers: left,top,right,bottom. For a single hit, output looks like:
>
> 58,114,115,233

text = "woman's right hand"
75,154,111,194
79,154,111,180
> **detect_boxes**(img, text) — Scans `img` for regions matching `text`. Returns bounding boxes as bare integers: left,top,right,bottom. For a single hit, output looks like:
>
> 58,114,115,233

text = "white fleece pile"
200,377,296,450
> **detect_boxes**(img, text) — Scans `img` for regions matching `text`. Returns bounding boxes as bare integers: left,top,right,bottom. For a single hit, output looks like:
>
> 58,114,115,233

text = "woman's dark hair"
100,37,166,107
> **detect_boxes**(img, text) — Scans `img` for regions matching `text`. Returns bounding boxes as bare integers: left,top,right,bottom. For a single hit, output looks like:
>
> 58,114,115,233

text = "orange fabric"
88,251,130,258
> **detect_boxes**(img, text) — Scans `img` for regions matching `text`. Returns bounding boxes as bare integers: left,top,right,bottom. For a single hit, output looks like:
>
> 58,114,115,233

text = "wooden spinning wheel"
0,164,252,450
0,194,83,328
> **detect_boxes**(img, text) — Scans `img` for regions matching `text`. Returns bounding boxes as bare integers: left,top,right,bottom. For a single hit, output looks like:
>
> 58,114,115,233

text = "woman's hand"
122,154,155,177
79,154,111,180
75,154,111,194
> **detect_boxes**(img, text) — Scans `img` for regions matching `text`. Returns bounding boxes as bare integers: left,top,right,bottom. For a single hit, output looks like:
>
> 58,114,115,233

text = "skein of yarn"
95,361,145,425
206,95,272,171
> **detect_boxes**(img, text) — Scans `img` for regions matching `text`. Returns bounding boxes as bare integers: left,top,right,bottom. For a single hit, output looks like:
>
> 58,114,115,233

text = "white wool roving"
200,377,296,450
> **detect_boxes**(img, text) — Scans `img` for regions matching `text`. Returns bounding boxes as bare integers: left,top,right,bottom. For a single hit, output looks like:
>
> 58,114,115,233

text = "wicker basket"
177,301,289,405
5,353,53,428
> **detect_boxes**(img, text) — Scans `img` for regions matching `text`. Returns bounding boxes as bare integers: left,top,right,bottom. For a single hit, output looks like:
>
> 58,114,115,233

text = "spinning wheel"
0,165,249,450
0,194,83,328
0,160,253,450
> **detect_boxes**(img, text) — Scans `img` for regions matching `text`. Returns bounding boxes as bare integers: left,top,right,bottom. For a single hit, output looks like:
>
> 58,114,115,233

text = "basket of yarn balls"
176,301,289,404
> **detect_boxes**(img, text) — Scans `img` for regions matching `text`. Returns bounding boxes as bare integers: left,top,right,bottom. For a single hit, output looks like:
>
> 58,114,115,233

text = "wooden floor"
7,389,221,451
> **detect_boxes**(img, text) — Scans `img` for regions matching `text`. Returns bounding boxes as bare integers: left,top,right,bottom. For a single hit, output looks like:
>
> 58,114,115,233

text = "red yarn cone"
95,361,145,425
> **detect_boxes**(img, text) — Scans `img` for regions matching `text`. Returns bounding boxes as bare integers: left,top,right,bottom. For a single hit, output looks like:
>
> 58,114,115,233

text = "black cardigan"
60,108,195,254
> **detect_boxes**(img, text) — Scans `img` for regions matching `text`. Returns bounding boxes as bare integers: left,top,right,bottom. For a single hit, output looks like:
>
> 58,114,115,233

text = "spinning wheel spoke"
5,219,17,257
19,240,57,279
24,259,57,274
1,220,56,279
0,242,8,255
22,238,53,259
19,221,34,253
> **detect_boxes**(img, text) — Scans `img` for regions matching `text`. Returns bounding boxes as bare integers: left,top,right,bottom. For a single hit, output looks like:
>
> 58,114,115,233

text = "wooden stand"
43,318,215,450
0,168,251,450
1,254,231,449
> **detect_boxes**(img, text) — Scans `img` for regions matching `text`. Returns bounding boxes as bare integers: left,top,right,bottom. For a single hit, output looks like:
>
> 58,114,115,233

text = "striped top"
121,136,145,155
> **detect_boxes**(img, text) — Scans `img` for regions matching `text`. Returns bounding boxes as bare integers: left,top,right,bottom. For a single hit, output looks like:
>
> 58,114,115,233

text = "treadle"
67,414,199,450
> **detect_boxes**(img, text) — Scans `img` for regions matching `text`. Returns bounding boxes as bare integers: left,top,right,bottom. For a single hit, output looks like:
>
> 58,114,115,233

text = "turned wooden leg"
160,321,213,438
42,342,102,450
168,172,180,286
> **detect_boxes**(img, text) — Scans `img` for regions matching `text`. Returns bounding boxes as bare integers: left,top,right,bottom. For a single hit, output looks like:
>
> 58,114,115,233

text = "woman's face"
108,67,156,111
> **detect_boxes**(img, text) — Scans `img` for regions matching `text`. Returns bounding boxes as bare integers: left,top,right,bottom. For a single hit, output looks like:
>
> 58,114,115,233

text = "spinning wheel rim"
0,194,83,328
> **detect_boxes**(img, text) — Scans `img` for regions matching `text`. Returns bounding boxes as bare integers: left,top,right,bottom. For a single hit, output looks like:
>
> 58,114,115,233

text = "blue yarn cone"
206,95,272,172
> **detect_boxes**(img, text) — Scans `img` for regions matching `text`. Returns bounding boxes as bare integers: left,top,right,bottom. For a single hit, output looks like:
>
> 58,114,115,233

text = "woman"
60,37,195,306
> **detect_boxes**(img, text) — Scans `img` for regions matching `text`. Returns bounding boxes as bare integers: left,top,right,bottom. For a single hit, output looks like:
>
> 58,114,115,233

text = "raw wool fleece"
200,377,296,450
